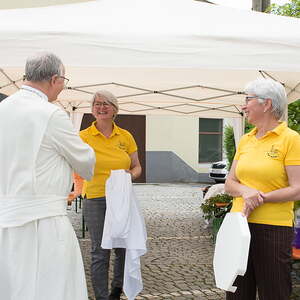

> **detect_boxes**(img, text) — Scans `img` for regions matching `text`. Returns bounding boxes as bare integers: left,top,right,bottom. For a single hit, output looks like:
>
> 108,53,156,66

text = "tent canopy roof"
0,0,300,117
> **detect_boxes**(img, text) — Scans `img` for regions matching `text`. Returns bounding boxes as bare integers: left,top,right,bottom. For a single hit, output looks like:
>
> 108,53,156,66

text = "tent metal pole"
159,91,239,102
0,69,22,90
287,82,300,98
69,82,113,89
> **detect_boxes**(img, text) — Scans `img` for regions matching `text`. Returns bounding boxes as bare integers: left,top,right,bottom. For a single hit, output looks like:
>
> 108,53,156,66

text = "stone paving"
67,184,300,300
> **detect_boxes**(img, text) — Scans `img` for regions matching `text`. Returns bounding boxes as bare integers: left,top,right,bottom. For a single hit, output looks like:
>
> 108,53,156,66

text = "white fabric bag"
213,212,251,292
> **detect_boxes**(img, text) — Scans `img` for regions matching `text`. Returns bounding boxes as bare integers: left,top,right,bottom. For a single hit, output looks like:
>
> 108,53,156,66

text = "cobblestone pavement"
68,184,300,300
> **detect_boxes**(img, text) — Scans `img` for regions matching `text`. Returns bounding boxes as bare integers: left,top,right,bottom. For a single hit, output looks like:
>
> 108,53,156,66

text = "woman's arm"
261,165,300,203
127,151,142,180
225,160,263,217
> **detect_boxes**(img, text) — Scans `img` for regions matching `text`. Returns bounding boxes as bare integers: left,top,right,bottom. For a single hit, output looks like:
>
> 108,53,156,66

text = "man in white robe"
0,52,95,300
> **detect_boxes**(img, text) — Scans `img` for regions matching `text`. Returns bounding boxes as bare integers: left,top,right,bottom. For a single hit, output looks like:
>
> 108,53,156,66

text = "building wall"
145,115,233,183
146,115,202,170
0,0,92,9
146,115,223,183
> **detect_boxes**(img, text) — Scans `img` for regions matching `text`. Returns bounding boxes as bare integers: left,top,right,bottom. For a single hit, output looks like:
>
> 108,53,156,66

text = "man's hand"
67,191,77,206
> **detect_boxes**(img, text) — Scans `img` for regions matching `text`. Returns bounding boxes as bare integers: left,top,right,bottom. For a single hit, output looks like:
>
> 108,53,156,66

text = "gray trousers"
83,198,125,300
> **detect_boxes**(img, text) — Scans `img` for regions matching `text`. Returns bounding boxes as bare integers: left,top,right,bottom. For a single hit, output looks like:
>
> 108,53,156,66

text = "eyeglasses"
93,101,111,108
245,95,267,105
245,96,258,105
59,75,69,86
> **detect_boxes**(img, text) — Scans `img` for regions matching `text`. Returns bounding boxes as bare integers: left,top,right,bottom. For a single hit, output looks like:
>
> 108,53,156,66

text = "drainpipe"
252,0,271,12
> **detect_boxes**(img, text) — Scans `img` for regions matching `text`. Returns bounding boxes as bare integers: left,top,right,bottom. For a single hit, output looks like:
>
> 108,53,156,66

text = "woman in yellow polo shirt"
225,78,300,300
80,90,142,300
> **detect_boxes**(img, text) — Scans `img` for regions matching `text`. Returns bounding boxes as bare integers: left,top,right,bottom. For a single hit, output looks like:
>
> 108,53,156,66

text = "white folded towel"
102,169,147,300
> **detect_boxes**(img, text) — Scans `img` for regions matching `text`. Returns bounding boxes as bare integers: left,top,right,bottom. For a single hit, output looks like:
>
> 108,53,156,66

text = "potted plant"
200,193,233,241
201,193,233,221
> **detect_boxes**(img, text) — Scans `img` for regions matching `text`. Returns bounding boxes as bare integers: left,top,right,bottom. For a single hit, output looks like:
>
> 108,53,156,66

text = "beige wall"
0,0,92,9
146,115,232,174
146,115,211,173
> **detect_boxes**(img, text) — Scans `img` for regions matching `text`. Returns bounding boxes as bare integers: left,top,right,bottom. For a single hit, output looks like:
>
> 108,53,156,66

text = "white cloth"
0,86,95,300
0,195,67,228
102,169,147,300
104,171,132,239
203,184,226,202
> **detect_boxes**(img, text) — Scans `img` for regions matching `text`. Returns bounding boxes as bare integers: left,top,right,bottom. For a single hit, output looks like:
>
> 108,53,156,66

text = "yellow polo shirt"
79,122,137,198
231,122,300,226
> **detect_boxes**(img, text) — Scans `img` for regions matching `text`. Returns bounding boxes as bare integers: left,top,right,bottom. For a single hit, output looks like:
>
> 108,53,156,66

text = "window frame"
198,118,223,163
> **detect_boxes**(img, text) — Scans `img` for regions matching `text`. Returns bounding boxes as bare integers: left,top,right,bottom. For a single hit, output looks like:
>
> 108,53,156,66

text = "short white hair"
244,78,287,120
25,52,63,82
92,90,119,119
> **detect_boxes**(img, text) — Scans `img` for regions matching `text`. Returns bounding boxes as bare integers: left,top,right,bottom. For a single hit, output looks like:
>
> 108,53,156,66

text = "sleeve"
79,130,88,143
285,133,300,166
47,110,96,180
126,130,138,154
233,136,246,161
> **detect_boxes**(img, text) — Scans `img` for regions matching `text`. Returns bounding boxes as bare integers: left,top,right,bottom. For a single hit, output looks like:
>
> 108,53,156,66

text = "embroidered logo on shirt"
117,142,126,150
267,145,279,158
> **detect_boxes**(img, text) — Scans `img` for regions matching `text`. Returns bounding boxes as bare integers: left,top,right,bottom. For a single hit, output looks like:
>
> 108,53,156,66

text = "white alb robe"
0,86,95,300
102,169,147,300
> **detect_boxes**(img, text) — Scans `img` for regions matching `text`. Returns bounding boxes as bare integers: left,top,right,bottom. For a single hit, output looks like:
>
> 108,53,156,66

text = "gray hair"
25,52,63,82
244,78,287,120
92,90,119,115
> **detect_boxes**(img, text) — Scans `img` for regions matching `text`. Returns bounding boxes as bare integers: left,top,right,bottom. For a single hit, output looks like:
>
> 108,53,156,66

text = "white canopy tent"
0,0,300,140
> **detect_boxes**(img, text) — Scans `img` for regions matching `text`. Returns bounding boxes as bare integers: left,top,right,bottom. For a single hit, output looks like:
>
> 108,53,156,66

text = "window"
199,118,223,163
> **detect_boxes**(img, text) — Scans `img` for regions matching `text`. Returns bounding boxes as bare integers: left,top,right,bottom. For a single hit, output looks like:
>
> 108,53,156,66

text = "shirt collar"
21,85,48,101
246,127,257,136
246,121,287,137
270,121,287,135
90,121,121,137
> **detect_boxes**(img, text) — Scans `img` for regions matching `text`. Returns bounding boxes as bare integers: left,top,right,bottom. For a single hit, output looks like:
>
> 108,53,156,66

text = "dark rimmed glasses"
59,75,69,86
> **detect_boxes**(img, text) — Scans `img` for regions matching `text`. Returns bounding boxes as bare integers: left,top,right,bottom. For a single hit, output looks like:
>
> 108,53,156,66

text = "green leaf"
266,0,300,18
200,193,233,221
288,100,300,133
